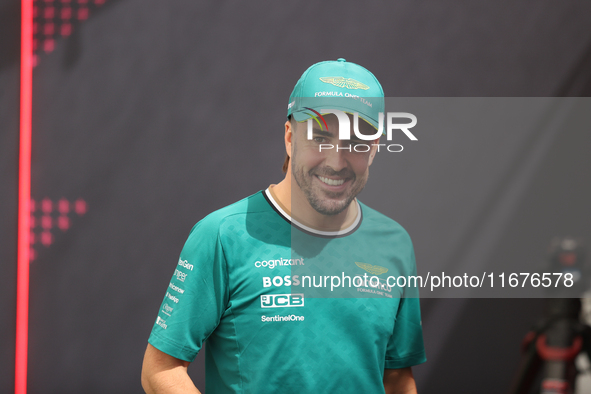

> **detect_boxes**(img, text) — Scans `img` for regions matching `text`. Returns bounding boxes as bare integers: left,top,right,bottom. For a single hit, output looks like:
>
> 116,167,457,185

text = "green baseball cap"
287,58,385,130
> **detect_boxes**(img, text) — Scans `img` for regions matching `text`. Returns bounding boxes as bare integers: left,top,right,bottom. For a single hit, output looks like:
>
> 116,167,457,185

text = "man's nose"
323,145,349,172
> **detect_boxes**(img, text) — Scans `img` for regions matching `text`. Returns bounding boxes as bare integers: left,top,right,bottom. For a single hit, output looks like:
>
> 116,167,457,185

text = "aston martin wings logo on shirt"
319,76,370,90
355,262,389,275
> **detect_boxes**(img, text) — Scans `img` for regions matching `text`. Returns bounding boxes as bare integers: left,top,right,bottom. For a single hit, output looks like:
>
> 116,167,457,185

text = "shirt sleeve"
384,247,427,369
148,216,229,362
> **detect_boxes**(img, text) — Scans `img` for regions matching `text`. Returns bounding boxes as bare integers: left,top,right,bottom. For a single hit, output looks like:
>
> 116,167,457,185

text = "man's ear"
285,120,293,158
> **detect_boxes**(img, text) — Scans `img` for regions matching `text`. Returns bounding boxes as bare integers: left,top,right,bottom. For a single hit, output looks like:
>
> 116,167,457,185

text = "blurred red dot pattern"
29,198,87,261
33,0,109,66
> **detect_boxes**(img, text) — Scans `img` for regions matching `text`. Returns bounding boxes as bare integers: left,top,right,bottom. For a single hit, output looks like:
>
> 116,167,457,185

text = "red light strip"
16,1,33,393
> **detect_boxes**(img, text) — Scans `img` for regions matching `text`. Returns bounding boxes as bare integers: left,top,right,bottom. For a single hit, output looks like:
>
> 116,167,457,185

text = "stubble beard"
291,149,368,216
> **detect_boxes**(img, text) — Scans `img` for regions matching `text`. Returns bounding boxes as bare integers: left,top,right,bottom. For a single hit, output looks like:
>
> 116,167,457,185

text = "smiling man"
280,111,378,227
142,59,426,394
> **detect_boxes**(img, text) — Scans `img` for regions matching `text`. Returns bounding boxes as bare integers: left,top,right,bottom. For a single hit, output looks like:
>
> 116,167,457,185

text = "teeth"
318,176,345,186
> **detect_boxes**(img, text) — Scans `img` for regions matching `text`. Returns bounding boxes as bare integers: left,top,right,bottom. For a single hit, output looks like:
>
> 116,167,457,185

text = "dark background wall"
2,1,591,393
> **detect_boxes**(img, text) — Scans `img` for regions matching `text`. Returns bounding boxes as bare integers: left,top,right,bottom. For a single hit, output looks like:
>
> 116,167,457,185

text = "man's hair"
282,155,290,174
282,116,297,173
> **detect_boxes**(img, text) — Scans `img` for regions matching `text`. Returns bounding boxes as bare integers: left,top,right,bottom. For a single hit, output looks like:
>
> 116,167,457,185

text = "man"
141,58,426,393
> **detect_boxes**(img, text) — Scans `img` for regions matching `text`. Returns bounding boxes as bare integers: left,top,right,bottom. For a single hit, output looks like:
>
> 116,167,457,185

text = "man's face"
290,114,378,216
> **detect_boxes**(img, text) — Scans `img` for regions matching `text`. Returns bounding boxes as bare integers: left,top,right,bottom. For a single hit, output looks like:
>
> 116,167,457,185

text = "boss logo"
260,294,304,308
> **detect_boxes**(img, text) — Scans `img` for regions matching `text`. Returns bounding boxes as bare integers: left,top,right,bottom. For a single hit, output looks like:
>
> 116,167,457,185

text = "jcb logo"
260,294,304,308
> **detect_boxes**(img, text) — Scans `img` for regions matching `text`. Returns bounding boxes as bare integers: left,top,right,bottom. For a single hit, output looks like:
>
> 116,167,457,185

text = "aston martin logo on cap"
355,262,389,275
319,76,370,90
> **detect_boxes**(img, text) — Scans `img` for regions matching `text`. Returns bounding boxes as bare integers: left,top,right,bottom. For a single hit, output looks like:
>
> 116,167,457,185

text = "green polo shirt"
148,189,425,393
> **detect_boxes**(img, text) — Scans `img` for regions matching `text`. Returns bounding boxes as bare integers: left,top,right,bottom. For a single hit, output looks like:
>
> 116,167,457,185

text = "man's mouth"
317,176,346,186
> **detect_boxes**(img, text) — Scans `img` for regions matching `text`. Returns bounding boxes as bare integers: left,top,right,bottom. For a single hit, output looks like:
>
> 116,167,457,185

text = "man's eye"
313,137,325,143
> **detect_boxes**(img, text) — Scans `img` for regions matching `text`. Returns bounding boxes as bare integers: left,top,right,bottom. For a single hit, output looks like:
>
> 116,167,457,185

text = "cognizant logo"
306,108,417,152
255,258,304,269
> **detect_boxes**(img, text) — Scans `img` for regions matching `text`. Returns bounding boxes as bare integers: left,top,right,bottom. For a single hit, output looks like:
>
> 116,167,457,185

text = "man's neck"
270,176,358,232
